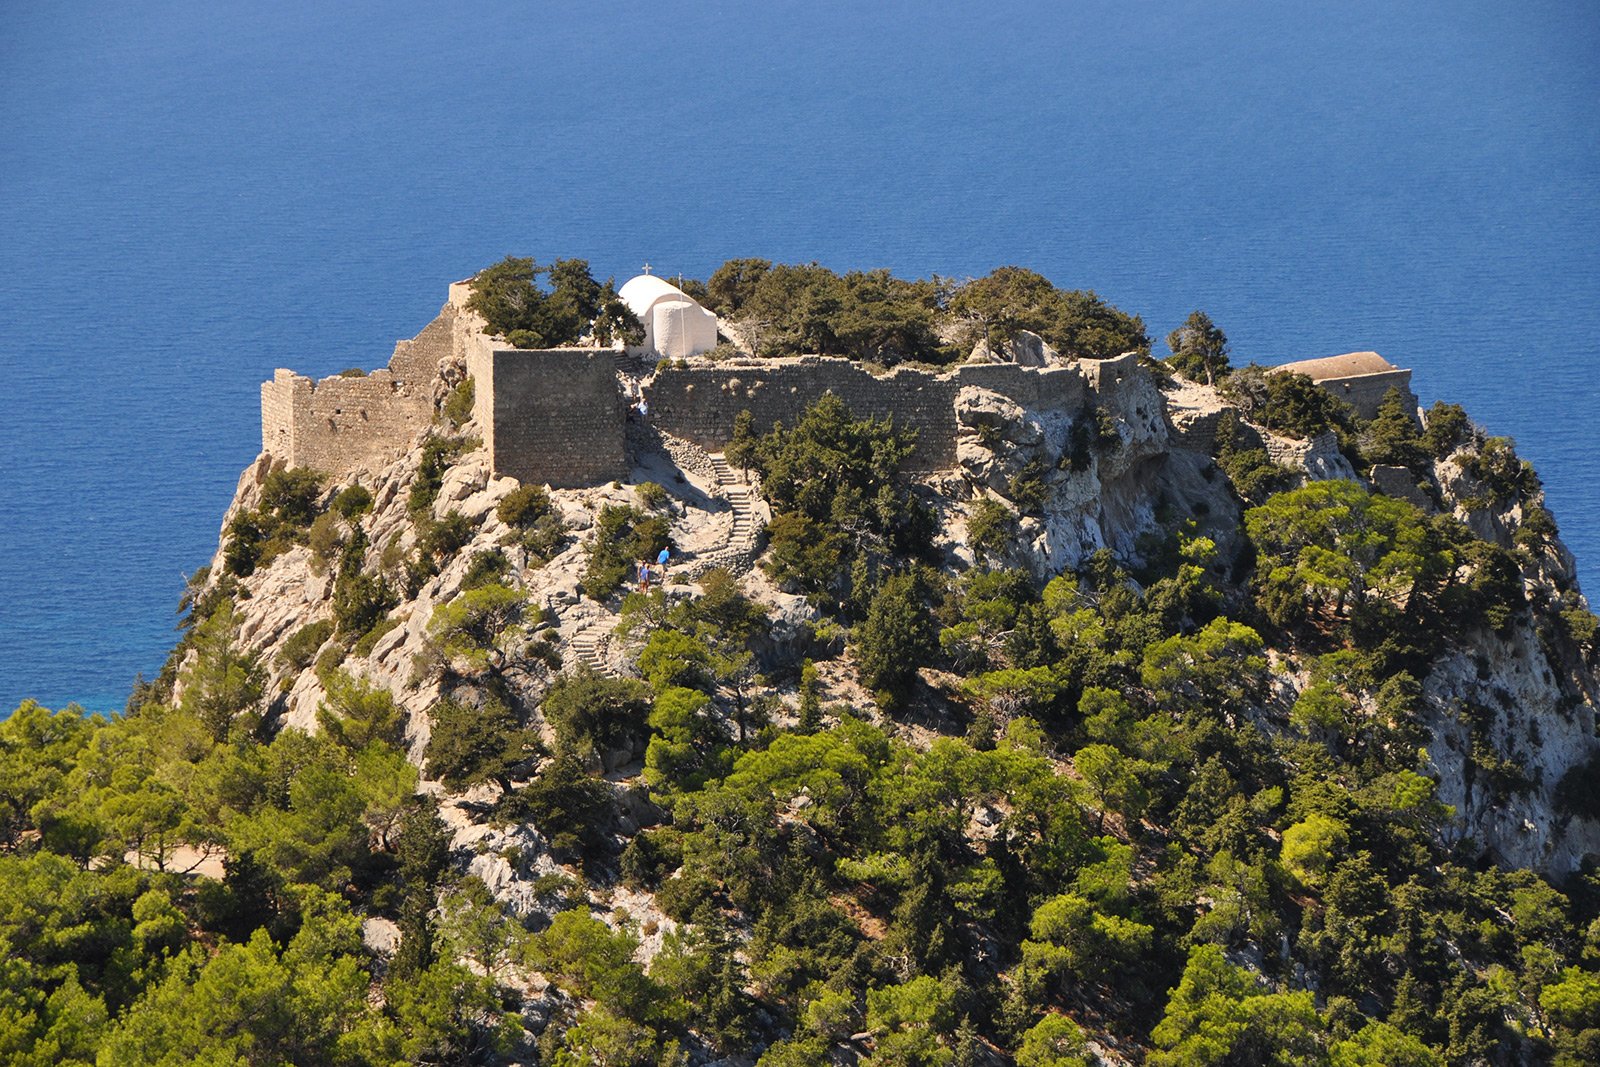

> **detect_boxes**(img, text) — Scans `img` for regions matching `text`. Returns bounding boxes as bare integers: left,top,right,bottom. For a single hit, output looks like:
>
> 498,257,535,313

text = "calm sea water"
2,1,1596,712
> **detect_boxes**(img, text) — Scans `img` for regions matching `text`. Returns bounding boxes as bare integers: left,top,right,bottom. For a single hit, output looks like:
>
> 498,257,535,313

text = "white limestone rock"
1423,621,1600,874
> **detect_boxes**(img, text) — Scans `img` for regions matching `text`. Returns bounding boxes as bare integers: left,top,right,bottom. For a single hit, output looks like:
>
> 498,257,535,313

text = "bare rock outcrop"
952,370,1237,578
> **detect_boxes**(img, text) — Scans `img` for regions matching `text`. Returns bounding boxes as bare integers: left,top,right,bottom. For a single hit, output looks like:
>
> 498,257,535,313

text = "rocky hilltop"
14,262,1600,1066
193,323,1600,882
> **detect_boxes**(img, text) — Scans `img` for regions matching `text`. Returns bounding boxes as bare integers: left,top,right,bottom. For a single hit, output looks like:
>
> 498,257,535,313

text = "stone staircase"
568,621,612,675
681,453,765,580
560,434,767,677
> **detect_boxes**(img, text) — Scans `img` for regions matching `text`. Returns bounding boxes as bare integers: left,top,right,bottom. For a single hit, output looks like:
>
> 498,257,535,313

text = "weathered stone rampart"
647,357,1096,472
260,279,1169,490
260,303,466,480
467,346,627,487
1273,352,1416,421
260,368,433,480
1313,368,1414,420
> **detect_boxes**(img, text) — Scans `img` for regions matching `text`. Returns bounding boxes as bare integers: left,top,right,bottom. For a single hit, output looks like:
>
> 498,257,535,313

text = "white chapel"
618,272,719,360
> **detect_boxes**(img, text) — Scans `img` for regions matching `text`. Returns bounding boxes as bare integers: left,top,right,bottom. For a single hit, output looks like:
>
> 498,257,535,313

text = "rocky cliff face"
946,366,1249,587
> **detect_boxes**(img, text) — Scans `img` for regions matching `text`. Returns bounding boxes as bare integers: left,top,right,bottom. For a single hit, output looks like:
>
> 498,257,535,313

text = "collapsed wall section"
469,347,626,487
388,303,459,383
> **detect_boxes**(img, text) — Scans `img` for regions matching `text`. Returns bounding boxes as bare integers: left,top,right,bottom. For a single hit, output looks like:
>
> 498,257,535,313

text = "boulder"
1011,329,1059,368
1369,464,1435,511
362,917,401,957
954,386,1042,446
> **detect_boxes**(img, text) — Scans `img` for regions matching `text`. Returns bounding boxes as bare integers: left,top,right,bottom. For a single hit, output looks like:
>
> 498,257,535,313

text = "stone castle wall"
260,279,1157,489
467,346,627,487
389,304,458,383
260,301,466,481
260,369,433,480
1314,369,1414,420
647,358,1094,471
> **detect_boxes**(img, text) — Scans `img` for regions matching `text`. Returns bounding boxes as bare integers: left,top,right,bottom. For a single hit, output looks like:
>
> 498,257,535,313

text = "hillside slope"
6,266,1600,1066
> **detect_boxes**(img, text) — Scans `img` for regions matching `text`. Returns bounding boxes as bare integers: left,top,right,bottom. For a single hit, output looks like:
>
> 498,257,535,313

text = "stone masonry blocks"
647,358,1091,473
262,284,1172,491
1314,369,1415,421
480,348,627,488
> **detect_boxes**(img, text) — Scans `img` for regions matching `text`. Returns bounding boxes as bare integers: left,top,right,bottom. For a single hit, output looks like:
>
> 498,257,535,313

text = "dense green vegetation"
7,304,1600,1065
736,391,933,614
223,465,326,577
698,260,1147,365
468,257,642,349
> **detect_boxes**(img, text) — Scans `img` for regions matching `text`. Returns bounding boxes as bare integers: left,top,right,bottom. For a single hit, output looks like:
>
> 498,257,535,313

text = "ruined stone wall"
260,369,433,480
646,358,1089,472
261,370,299,459
389,303,458,383
1166,407,1229,455
261,304,466,481
263,274,1152,489
471,347,627,487
1315,369,1415,420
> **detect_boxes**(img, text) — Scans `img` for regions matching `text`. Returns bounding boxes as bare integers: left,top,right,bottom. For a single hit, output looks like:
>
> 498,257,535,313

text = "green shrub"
494,757,617,870
331,484,373,519
854,569,938,706
332,529,397,638
619,828,683,889
425,695,542,792
1460,436,1538,505
1165,310,1231,385
947,265,1148,358
441,376,474,429
541,669,652,766
352,615,402,658
417,510,474,561
278,620,335,672
307,511,343,570
223,512,269,577
467,256,639,348
1214,411,1295,505
498,484,552,527
462,549,512,591
260,466,324,527
638,630,714,691
1222,365,1356,441
749,393,930,600
521,514,569,564
636,481,669,510
314,639,348,678
1555,755,1600,821
427,582,530,670
495,485,567,562
582,505,671,600
222,467,329,577
1423,401,1471,458
408,436,464,517
1008,460,1050,514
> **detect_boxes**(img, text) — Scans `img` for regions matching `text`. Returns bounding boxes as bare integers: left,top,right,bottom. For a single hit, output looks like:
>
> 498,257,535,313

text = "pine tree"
1363,386,1428,475
179,599,264,741
1166,310,1231,385
797,659,822,733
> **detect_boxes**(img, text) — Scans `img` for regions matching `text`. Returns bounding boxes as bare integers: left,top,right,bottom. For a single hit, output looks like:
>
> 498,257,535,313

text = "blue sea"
2,1,1597,712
